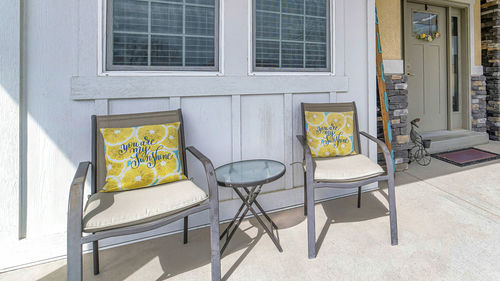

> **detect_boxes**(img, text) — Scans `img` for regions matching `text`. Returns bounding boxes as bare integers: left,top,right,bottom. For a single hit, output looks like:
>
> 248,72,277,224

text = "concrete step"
418,130,489,154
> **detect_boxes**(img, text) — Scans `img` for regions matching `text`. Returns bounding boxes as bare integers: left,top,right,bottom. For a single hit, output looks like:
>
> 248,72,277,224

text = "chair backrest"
91,109,187,194
301,102,361,155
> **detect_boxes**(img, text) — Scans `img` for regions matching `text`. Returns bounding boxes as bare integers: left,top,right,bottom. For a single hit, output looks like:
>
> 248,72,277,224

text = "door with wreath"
405,3,447,132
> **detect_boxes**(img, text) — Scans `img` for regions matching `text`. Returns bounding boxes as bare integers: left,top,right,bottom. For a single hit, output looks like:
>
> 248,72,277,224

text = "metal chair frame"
297,102,398,259
67,109,221,280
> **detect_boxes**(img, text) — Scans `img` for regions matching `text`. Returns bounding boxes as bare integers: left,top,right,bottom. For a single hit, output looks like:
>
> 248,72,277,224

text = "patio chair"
297,102,398,259
67,110,221,280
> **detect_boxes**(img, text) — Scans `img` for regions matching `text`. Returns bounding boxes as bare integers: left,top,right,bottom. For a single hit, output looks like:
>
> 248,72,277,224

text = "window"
253,0,330,72
106,0,219,71
412,11,437,35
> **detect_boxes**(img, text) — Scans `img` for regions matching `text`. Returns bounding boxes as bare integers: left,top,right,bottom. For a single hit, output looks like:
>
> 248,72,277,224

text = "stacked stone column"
471,75,487,132
481,0,500,140
377,74,410,172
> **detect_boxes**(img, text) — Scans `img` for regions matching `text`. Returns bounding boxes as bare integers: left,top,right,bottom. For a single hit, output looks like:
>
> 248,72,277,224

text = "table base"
220,185,283,254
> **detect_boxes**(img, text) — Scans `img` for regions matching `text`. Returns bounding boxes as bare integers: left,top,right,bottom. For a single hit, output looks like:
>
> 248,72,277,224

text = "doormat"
432,148,500,167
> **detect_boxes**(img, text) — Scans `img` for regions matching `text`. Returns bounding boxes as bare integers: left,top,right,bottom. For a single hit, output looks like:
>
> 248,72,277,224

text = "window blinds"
111,0,217,69
255,0,328,70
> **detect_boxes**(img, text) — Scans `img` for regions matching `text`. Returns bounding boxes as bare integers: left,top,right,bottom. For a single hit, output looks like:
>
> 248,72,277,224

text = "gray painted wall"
0,0,377,270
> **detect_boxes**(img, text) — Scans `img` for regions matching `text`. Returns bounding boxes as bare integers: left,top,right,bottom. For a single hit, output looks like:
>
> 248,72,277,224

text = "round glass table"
215,159,285,254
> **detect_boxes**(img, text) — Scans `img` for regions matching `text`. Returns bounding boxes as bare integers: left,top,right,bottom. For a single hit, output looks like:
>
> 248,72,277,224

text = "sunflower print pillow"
305,111,356,158
100,122,187,192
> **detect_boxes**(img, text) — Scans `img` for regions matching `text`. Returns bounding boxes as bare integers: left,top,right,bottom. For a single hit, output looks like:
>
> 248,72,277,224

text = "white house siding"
0,0,377,270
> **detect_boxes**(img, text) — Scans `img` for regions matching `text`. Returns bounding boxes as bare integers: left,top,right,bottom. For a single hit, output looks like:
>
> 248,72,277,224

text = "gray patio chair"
297,102,398,259
67,109,221,280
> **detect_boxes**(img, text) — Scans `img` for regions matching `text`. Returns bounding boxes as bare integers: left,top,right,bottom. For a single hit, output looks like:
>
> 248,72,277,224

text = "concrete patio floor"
2,142,499,281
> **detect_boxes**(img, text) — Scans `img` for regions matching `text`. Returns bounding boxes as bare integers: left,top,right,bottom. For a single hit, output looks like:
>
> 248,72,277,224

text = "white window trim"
247,0,336,76
97,0,225,77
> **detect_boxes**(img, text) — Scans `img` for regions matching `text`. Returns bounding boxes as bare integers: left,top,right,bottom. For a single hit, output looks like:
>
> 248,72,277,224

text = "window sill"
248,71,335,76
98,71,224,77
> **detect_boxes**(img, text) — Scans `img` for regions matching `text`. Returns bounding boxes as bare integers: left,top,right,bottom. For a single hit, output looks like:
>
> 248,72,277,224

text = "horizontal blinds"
255,0,328,70
111,0,216,68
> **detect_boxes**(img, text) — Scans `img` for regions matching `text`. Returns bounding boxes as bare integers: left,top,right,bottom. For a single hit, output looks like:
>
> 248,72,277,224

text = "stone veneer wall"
377,74,410,172
481,0,500,140
471,75,488,132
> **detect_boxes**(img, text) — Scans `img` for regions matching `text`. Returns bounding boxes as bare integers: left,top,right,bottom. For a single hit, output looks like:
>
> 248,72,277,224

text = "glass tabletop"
215,159,286,187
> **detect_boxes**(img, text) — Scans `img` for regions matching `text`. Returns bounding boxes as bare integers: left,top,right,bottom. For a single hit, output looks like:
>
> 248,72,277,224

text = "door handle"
406,72,415,76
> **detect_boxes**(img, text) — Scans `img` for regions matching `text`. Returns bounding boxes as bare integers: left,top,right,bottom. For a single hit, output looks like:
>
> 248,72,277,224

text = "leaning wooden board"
375,6,394,162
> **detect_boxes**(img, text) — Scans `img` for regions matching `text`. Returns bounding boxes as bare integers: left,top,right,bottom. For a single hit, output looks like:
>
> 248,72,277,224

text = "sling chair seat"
306,154,384,183
83,180,208,233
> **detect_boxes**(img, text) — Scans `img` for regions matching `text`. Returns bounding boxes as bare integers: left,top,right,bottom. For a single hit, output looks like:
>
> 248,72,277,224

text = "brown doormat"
432,148,500,167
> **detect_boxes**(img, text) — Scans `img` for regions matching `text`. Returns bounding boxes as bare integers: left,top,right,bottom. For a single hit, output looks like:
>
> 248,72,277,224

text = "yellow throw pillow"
305,111,356,157
100,122,187,192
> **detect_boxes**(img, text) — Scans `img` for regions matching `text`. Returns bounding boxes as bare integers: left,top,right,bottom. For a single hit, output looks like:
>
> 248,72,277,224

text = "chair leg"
93,240,100,275
183,216,188,244
306,178,316,259
209,207,221,281
357,186,362,208
67,236,83,281
387,177,398,246
303,171,307,216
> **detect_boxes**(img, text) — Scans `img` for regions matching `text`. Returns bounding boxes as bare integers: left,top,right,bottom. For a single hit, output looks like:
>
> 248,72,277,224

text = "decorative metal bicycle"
409,118,432,166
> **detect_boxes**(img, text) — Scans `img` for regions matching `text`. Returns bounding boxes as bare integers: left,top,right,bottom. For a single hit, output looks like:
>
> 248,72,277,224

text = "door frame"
402,0,471,131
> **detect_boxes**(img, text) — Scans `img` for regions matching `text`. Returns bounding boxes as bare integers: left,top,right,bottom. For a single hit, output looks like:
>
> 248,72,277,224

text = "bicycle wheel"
415,147,431,166
409,145,419,163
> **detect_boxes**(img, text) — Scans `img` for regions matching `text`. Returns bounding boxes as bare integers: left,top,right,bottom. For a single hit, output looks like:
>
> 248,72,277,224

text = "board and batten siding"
0,0,378,270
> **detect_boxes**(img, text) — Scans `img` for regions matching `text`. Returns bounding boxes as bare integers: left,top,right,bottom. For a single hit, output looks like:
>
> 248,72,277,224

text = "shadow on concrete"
38,222,255,281
315,191,390,256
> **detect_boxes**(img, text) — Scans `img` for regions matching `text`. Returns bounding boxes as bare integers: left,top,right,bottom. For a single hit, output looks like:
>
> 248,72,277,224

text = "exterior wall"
481,0,500,140
0,1,21,244
475,0,482,66
376,0,481,67
377,0,483,136
376,0,403,60
0,0,377,270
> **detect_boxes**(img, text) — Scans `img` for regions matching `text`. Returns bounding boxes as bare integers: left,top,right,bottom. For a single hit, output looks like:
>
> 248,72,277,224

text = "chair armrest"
296,135,314,173
67,161,91,239
186,146,219,201
360,131,393,176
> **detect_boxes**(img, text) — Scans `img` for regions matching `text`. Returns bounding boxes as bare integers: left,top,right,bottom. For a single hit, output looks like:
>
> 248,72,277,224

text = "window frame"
252,0,332,73
105,0,220,72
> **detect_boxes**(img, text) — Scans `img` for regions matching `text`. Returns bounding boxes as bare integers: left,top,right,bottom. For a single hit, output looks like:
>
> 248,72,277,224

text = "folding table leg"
233,188,283,252
242,186,278,229
220,186,257,254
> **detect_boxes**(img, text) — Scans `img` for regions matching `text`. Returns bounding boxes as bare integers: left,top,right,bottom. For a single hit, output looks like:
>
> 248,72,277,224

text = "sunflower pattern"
100,122,186,192
305,111,356,158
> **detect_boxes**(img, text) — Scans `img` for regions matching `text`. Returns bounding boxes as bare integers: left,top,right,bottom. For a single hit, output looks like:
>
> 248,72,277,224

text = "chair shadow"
315,191,390,256
38,222,255,281
221,225,263,281
221,206,301,281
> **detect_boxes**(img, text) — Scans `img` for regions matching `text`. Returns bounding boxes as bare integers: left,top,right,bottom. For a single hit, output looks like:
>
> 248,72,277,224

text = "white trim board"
471,65,483,76
383,60,404,75
71,75,349,100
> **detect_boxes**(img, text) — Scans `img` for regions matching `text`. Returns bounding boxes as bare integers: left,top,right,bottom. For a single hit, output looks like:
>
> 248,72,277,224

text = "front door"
405,3,448,132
